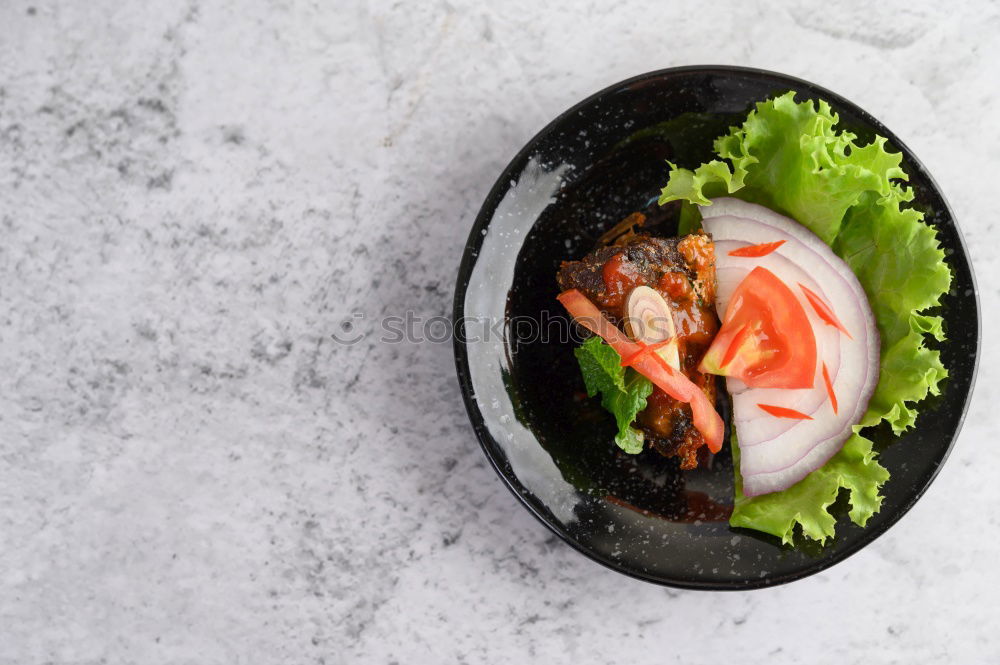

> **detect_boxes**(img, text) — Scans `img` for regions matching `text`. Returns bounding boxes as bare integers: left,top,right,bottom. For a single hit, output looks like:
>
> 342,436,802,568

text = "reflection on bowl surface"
454,66,979,589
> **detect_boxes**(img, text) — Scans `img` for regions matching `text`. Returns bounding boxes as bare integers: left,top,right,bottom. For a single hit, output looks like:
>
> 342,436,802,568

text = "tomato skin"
699,266,817,390
619,338,676,368
727,240,785,258
757,403,813,419
821,362,838,414
799,283,852,338
721,322,752,368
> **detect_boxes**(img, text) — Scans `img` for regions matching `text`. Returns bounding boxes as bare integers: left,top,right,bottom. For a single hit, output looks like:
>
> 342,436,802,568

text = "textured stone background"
0,0,996,662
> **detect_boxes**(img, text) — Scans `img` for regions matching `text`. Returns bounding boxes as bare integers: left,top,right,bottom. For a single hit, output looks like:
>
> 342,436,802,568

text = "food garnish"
625,286,680,370
727,240,785,258
558,289,724,454
757,404,814,420
573,336,653,454
557,232,721,469
659,92,950,542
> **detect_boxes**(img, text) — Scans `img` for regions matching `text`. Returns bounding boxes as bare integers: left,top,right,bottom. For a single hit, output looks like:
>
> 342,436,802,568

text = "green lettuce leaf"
729,429,890,544
574,337,654,454
659,92,951,543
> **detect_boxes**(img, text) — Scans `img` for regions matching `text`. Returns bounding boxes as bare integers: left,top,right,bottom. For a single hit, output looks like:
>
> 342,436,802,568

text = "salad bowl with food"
453,67,978,589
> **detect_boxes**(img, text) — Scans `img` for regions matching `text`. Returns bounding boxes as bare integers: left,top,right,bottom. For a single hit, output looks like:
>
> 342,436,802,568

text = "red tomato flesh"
699,266,817,389
821,362,838,415
799,283,852,339
727,240,786,258
757,403,813,420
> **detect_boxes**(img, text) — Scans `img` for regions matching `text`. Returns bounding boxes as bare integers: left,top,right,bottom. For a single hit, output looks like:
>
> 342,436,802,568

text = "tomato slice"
699,266,817,389
557,289,724,453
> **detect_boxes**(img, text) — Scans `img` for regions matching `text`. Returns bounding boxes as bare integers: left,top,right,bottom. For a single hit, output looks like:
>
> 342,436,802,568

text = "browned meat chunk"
558,227,719,469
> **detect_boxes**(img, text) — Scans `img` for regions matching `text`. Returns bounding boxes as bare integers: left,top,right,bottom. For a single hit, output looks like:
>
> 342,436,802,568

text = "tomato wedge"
557,289,724,453
699,266,816,389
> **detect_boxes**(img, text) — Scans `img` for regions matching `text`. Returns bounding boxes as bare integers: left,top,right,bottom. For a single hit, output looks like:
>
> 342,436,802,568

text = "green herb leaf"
658,92,951,542
574,337,654,454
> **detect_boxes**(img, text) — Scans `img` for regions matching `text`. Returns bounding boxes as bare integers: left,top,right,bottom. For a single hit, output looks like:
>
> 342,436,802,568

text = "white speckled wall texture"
0,0,996,662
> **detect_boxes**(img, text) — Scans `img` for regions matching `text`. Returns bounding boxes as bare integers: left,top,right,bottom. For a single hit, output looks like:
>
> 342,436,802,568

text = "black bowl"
452,66,979,590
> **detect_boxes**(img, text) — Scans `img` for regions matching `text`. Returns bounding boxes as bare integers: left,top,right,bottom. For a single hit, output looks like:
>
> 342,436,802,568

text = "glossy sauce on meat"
599,253,646,310
557,230,720,469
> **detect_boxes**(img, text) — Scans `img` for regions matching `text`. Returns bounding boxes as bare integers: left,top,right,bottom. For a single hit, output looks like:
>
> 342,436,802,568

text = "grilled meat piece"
557,236,689,318
558,229,719,469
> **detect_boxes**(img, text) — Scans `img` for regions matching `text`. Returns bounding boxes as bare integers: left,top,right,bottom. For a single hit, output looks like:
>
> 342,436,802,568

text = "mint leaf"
574,337,654,454
575,335,627,395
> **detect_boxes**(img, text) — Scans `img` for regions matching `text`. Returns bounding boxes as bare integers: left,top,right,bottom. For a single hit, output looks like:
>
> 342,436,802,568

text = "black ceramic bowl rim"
452,65,981,590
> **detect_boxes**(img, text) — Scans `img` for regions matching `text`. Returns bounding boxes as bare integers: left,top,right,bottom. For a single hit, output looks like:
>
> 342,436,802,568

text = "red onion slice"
702,199,880,496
